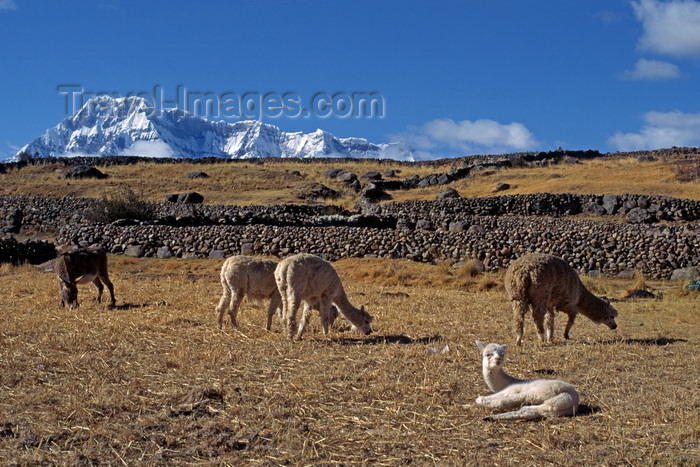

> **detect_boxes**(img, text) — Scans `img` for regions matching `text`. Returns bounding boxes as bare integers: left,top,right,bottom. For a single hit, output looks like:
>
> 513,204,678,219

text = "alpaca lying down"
474,340,579,421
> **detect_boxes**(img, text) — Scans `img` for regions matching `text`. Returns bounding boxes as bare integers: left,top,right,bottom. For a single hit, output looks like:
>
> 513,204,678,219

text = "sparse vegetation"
0,257,697,465
85,186,156,223
0,153,698,464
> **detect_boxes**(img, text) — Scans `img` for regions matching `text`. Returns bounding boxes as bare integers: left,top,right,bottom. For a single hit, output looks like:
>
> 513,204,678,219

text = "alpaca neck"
483,365,524,392
332,288,356,315
577,287,604,318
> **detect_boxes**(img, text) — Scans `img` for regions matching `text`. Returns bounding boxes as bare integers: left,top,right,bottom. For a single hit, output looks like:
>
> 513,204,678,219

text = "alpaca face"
60,280,79,309
480,342,506,370
599,297,618,330
350,306,373,335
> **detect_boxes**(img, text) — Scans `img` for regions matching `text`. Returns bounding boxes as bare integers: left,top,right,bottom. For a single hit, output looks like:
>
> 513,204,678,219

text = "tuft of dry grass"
0,256,698,465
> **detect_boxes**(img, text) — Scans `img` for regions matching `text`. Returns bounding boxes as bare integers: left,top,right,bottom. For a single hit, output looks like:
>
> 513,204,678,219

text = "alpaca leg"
98,262,116,307
285,292,302,340
318,299,334,336
216,284,232,329
227,289,245,328
562,308,577,340
266,294,281,331
320,304,338,335
545,307,555,342
511,300,528,346
541,392,579,417
297,302,313,338
476,392,530,411
92,277,104,303
486,406,546,421
532,303,548,344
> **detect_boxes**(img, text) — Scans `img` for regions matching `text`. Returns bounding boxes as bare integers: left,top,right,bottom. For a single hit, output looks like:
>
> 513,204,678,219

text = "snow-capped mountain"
18,96,417,161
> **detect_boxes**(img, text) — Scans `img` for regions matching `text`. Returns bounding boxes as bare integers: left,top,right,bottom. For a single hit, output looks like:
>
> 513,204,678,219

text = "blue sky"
2,0,700,159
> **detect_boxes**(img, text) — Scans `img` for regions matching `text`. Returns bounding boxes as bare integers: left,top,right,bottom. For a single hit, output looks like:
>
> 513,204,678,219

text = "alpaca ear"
475,339,484,351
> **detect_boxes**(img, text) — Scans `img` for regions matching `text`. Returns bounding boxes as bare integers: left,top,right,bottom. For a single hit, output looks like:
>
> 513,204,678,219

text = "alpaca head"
349,306,373,335
475,339,506,370
60,280,79,309
597,297,618,330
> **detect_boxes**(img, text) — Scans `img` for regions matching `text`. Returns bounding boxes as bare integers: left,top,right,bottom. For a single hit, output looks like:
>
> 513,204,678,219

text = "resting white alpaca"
275,253,373,340
216,255,337,331
505,253,618,345
475,340,579,421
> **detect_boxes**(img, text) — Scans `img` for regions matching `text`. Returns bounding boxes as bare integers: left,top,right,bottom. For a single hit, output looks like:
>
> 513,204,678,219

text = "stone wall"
56,215,699,279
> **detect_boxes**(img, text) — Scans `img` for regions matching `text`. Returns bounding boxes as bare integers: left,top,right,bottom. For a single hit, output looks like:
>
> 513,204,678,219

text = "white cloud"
121,140,175,157
391,118,540,158
608,110,700,150
632,0,700,57
622,58,681,80
0,0,17,10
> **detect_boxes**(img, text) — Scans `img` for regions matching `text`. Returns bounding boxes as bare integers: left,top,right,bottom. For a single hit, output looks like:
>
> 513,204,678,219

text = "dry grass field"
1,154,699,465
2,154,699,209
0,256,698,465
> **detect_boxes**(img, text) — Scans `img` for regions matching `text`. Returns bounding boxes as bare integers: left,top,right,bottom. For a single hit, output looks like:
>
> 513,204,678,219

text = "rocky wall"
57,215,699,279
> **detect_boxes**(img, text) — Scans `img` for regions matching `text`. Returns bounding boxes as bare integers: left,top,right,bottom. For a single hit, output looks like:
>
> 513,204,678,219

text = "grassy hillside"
0,153,698,464
2,154,698,208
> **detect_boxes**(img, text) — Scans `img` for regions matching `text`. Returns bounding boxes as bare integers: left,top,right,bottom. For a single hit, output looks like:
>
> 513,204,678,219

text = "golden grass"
4,155,698,209
1,256,698,465
389,156,700,203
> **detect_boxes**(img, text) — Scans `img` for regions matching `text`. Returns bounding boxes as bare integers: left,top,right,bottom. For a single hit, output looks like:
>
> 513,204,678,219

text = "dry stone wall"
56,215,699,280
2,194,698,279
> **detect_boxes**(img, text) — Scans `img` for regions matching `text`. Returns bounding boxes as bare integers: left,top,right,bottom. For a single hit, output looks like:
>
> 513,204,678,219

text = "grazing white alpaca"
216,256,281,329
475,339,579,421
505,253,618,345
274,253,373,340
216,255,338,331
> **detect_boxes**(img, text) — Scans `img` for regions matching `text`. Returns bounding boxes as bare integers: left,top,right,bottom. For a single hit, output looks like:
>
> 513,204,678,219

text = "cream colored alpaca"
274,253,373,340
216,255,338,331
504,253,618,345
216,256,281,329
475,340,579,421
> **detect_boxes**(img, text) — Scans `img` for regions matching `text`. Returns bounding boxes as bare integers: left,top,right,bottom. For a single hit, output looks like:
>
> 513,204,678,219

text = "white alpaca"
475,340,579,421
216,255,338,331
504,253,618,345
274,253,373,340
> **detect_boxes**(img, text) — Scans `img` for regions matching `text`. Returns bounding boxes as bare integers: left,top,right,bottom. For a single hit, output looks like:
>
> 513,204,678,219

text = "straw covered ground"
0,256,698,465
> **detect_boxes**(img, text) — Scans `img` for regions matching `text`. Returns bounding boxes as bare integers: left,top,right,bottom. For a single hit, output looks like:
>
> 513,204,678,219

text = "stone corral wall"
2,194,698,279
2,192,699,235
57,215,699,279
370,193,700,223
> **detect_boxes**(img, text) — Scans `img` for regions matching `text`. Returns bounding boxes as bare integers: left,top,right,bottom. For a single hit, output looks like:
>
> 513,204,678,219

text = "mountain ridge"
18,96,417,161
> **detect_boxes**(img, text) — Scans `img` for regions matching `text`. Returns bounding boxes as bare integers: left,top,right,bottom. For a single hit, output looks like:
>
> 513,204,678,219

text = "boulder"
626,207,654,224
124,245,145,257
671,267,699,281
157,246,174,258
602,194,620,215
62,166,107,180
437,188,460,200
186,171,209,179
178,192,204,204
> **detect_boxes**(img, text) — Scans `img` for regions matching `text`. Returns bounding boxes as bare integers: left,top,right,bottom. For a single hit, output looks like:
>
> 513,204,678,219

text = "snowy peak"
19,96,415,161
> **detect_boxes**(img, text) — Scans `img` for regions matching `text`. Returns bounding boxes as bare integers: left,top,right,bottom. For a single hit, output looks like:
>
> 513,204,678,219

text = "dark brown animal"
55,247,115,309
